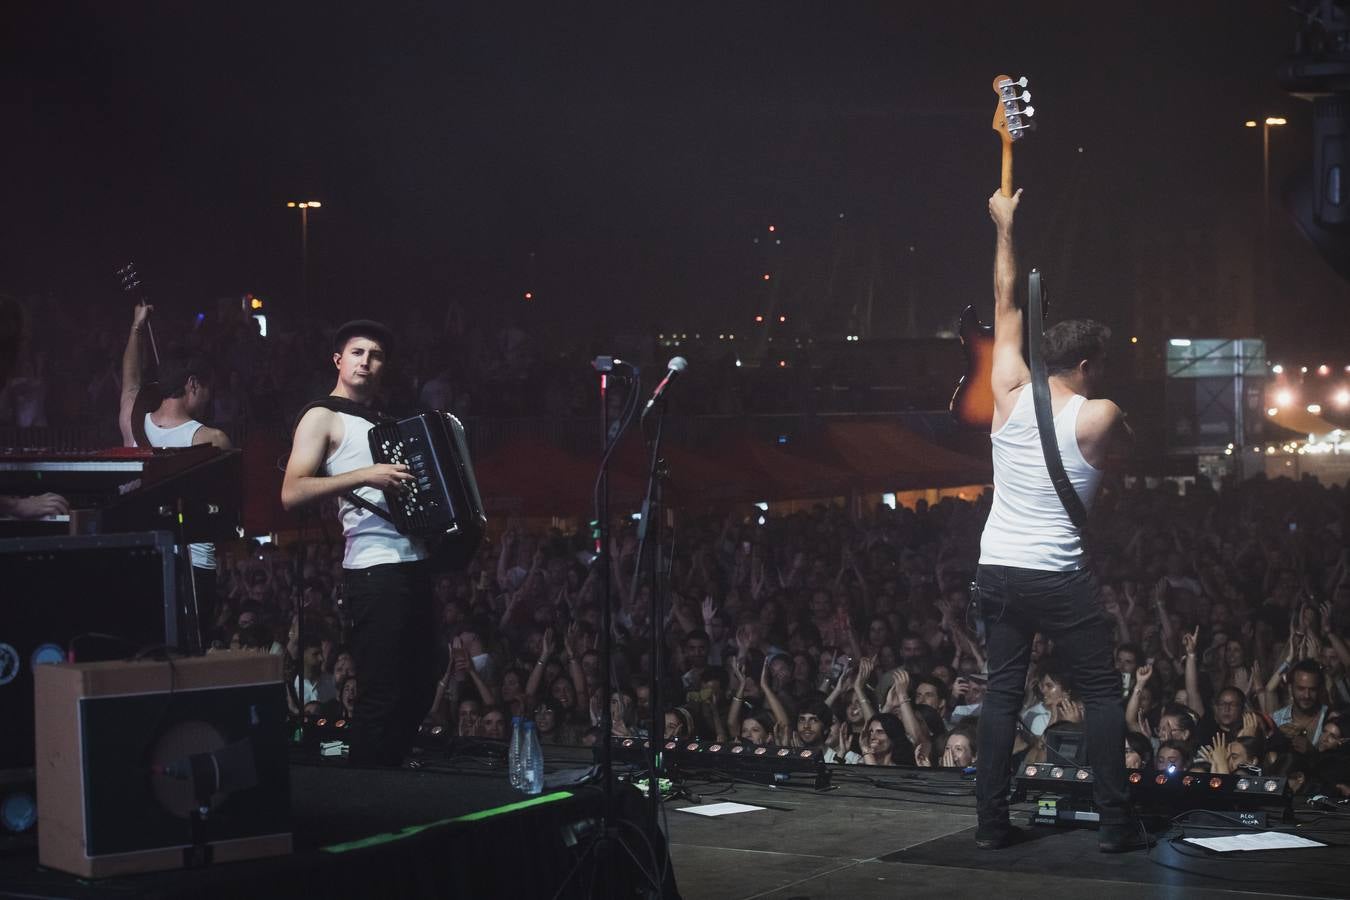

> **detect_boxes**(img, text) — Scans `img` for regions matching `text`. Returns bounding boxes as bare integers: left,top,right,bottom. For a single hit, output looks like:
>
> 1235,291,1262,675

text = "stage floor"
4,746,1347,900
660,766,1350,900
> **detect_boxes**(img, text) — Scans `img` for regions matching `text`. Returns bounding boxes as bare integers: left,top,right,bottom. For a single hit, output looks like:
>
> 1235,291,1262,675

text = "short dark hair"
1036,659,1076,697
1290,658,1326,687
700,667,729,691
1160,703,1196,733
334,319,394,357
683,629,710,647
1125,731,1153,767
1042,318,1111,376
800,700,834,730
915,676,950,704
157,353,215,398
1116,642,1144,661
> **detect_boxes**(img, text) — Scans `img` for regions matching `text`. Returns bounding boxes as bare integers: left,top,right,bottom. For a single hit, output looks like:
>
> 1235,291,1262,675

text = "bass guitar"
949,74,1036,430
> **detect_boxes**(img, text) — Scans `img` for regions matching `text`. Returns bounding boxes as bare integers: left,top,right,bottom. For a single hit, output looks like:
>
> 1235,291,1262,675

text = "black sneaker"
974,823,1023,850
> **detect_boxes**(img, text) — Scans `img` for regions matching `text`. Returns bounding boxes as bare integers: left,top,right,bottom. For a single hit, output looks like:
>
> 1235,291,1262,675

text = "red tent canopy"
711,436,858,500
802,421,992,491
473,437,644,517
241,430,298,535
611,432,764,507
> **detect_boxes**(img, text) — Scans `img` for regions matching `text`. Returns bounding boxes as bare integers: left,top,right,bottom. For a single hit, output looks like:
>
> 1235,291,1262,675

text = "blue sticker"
32,643,64,668
0,791,37,833
0,643,17,686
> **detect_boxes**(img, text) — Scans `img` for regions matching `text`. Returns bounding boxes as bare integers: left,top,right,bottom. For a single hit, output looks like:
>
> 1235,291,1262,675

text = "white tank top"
140,414,214,570
326,411,426,569
978,386,1103,571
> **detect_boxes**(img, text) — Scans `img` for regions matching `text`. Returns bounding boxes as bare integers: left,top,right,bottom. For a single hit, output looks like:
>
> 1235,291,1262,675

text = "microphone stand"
597,365,616,838
637,402,670,835
555,358,666,900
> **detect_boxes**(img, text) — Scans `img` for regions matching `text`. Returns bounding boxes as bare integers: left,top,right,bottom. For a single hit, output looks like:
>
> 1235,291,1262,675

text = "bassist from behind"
973,188,1138,852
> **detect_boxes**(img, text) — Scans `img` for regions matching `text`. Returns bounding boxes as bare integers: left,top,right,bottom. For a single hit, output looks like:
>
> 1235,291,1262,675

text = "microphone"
642,357,687,418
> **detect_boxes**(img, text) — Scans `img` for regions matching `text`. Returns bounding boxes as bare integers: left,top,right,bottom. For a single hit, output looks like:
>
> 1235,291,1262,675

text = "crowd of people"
212,470,1350,798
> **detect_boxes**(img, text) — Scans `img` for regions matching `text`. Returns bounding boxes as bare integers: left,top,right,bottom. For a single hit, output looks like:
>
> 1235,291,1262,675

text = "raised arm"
119,303,152,446
1153,578,1179,660
759,657,794,746
882,668,931,751
1102,588,1132,645
524,627,554,704
988,188,1030,414
1125,662,1153,731
1182,628,1203,719
563,623,588,705
428,646,460,721
727,656,748,739
495,527,516,592
852,655,877,724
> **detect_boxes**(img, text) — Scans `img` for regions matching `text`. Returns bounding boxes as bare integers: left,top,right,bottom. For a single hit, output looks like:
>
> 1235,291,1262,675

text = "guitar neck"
1000,140,1014,199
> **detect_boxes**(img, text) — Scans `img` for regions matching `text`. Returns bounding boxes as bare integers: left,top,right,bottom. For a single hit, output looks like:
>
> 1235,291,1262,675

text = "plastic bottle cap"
512,716,522,724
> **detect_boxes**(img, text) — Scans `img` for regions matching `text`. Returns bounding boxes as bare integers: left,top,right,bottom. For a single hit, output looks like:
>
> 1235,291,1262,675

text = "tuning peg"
1020,90,1031,103
1023,105,1035,117
1015,76,1029,88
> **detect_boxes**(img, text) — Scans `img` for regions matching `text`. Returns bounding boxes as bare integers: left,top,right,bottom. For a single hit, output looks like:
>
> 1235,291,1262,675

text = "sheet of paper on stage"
676,802,766,817
1183,832,1326,852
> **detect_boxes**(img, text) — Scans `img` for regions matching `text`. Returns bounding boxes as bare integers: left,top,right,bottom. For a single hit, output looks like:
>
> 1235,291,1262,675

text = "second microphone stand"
635,399,671,834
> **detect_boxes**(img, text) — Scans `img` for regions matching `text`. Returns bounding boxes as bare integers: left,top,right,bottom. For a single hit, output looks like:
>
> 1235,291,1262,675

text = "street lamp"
1242,118,1287,341
1244,118,1287,231
286,200,322,310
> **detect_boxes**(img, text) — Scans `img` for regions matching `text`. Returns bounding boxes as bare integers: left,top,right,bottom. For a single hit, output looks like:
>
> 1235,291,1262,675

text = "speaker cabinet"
0,531,179,770
35,653,292,878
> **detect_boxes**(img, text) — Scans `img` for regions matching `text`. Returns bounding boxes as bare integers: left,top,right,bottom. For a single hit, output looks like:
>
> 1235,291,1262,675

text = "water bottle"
508,716,524,790
522,720,544,795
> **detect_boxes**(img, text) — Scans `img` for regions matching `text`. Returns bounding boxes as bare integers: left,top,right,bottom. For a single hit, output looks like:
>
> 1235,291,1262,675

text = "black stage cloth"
0,758,679,900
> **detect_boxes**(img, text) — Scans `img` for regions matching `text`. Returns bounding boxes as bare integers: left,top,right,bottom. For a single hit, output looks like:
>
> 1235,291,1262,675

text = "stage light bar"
1018,762,1094,785
1019,767,1288,801
1016,766,1292,828
606,738,829,789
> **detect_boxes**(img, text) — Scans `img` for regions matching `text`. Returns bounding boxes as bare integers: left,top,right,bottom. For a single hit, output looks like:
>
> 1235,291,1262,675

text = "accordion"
367,412,486,563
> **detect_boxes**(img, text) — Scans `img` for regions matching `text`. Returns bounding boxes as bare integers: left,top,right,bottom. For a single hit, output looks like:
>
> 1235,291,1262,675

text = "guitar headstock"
117,262,143,298
991,74,1035,145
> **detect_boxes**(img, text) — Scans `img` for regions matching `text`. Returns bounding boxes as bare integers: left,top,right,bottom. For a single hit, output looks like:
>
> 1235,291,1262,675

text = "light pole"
1240,118,1286,474
1244,118,1286,234
286,200,322,311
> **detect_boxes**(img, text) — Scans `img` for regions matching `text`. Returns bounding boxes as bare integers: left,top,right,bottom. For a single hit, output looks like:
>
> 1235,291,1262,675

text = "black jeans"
974,564,1127,829
344,560,436,766
188,565,218,654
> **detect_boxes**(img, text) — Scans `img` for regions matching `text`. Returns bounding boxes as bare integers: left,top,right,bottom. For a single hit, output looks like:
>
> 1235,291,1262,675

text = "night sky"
3,2,1346,360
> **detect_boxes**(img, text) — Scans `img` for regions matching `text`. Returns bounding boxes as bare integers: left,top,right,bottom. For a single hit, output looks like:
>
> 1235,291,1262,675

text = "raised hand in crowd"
1048,698,1084,727
1199,734,1230,775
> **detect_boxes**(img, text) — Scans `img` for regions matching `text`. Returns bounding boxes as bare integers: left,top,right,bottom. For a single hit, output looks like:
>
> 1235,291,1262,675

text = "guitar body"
950,305,995,431
949,73,1034,432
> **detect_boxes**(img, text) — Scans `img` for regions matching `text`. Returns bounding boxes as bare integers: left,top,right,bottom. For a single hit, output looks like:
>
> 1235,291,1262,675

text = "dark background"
2,2,1345,361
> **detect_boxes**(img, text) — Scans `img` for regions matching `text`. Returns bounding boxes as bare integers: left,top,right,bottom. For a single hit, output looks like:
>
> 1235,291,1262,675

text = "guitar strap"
1026,269,1089,531
293,396,398,525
